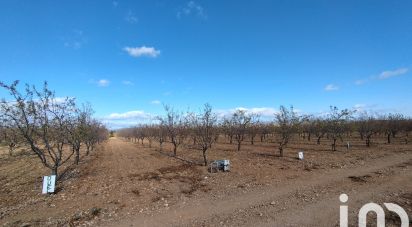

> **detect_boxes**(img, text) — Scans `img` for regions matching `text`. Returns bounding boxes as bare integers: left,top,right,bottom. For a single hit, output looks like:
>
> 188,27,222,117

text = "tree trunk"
317,137,321,145
51,166,58,179
332,139,337,151
74,147,80,165
86,145,90,156
173,143,177,156
279,146,284,157
387,133,391,144
8,144,14,156
237,142,241,151
202,148,208,166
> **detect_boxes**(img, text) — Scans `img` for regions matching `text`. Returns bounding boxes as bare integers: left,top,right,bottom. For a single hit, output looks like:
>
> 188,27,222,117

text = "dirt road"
100,138,412,227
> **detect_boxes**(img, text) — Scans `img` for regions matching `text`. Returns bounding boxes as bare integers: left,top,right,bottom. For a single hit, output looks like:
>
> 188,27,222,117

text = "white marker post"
298,151,304,160
42,175,56,194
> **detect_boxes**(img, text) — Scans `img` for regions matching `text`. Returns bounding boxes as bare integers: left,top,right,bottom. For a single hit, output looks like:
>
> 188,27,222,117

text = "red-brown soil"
1,136,411,226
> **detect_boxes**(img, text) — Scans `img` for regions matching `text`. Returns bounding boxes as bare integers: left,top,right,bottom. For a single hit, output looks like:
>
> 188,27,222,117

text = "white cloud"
123,46,160,58
63,29,86,49
355,67,409,85
53,97,74,104
97,79,110,87
100,110,156,129
105,110,152,120
125,11,138,24
151,100,161,105
378,68,408,79
355,79,367,86
122,80,134,86
215,107,278,120
350,103,405,117
324,84,339,91
177,1,207,19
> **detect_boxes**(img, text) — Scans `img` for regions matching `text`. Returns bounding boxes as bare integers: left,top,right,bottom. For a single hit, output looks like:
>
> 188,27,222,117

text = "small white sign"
42,175,56,194
298,151,304,160
223,160,230,171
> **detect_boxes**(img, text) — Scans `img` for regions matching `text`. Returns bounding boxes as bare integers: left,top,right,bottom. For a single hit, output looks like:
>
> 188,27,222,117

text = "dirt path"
101,138,412,227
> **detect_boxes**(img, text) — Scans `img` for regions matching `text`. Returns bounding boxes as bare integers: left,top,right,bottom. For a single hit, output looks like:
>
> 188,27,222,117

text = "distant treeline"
117,105,412,165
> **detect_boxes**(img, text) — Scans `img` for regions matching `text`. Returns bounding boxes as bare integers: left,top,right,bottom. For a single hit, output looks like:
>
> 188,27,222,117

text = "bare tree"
311,118,327,145
84,119,107,154
191,104,217,166
143,124,156,148
258,123,272,142
247,114,261,145
0,81,107,178
231,110,253,151
222,118,235,144
0,81,76,178
326,106,353,151
275,106,300,157
158,105,188,156
153,124,167,150
301,115,315,141
136,125,146,145
0,121,21,156
356,113,378,147
67,103,95,164
382,113,405,144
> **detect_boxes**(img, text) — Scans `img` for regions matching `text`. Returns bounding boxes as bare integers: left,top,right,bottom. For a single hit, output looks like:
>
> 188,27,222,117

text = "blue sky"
0,0,411,128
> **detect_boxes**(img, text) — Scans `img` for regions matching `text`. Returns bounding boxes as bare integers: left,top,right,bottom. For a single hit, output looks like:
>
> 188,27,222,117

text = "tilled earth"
0,136,411,226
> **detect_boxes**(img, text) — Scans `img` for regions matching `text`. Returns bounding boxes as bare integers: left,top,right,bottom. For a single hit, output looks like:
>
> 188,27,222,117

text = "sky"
0,0,411,129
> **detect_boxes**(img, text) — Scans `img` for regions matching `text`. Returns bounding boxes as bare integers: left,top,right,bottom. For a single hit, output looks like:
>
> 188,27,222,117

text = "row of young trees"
0,81,109,179
118,105,412,165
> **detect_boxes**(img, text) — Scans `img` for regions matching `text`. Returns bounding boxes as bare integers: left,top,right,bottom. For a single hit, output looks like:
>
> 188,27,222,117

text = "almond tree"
258,123,272,142
143,124,156,148
275,105,301,157
326,106,353,151
136,125,146,145
67,103,95,164
222,118,235,144
84,120,108,153
0,121,22,156
158,105,188,156
247,115,261,145
0,81,76,178
191,104,217,166
231,110,253,151
312,118,327,145
382,113,405,144
153,124,167,150
356,113,377,147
